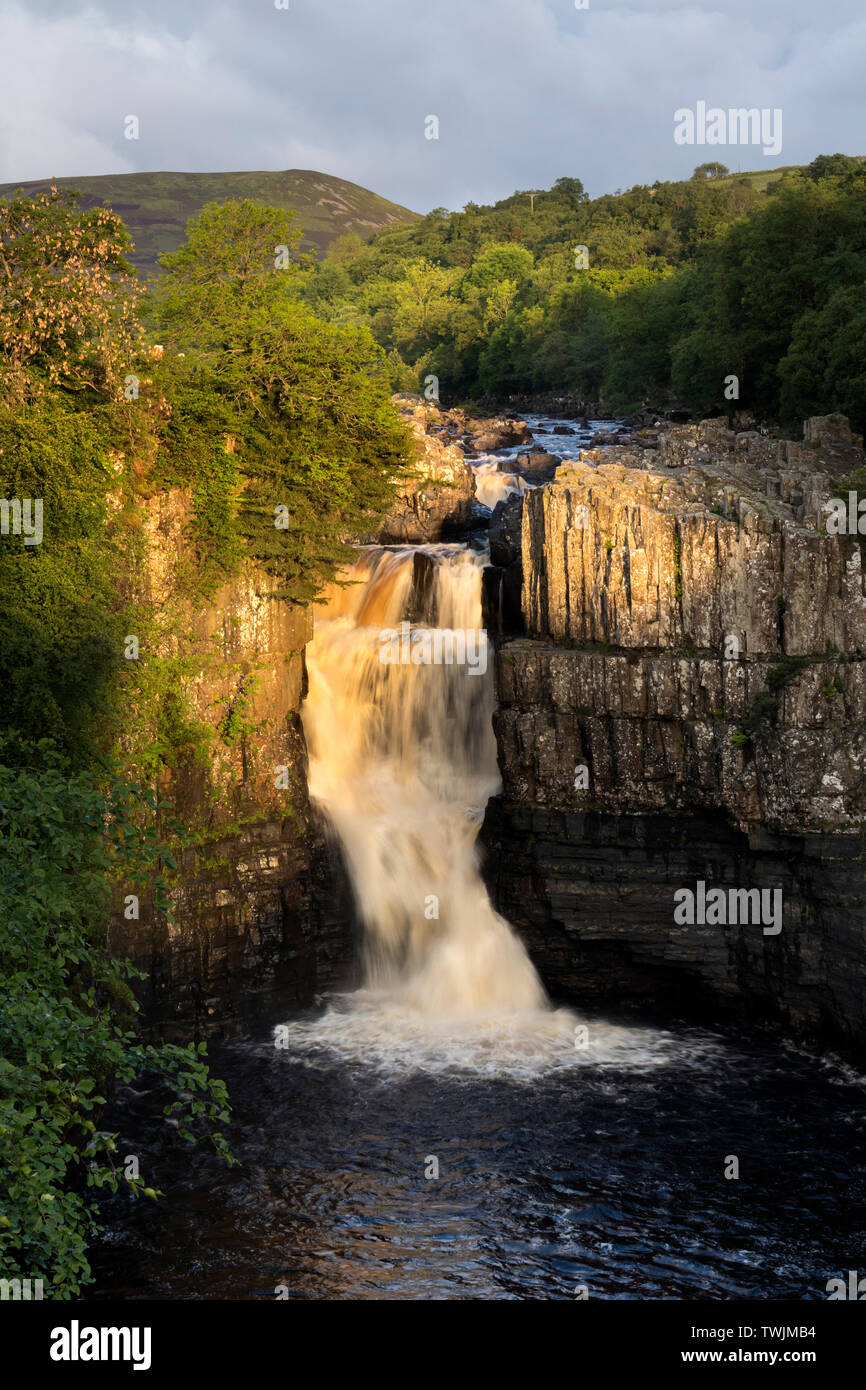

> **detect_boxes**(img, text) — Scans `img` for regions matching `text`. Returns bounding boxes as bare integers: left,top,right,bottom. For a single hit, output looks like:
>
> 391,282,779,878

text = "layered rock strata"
482,415,866,1056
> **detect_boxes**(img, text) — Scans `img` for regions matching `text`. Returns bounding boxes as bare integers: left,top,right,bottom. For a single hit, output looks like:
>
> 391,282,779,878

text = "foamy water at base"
274,993,724,1081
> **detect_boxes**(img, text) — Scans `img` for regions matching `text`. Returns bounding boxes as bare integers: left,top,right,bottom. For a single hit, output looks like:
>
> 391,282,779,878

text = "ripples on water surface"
91,1004,866,1301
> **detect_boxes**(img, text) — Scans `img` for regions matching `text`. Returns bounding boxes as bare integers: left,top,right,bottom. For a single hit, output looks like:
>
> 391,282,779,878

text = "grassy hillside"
700,156,864,192
0,169,419,277
709,163,821,192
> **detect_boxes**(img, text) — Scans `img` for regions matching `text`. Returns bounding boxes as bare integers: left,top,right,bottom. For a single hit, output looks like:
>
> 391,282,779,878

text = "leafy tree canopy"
298,160,866,428
153,200,413,601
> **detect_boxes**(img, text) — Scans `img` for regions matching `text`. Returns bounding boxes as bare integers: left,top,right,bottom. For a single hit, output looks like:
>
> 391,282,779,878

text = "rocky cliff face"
482,415,866,1057
110,489,356,1040
374,398,480,543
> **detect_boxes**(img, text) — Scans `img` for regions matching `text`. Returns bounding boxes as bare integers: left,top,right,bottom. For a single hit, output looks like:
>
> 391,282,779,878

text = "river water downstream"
90,1023,866,1300
90,415,866,1301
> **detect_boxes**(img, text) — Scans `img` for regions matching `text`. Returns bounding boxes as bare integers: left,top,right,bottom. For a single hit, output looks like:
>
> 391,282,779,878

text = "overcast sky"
1,0,864,212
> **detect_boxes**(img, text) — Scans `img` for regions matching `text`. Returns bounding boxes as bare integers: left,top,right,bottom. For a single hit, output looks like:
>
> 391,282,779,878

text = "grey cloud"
1,0,864,210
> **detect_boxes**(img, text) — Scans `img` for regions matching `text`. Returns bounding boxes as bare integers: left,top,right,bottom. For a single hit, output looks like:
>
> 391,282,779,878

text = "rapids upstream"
89,415,866,1300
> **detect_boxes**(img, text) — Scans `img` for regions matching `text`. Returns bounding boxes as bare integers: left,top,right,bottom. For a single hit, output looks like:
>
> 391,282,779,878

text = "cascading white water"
303,544,546,1015
281,543,687,1077
472,457,529,511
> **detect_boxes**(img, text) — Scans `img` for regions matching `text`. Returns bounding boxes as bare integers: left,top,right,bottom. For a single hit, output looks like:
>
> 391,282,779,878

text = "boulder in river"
512,448,560,483
465,416,532,453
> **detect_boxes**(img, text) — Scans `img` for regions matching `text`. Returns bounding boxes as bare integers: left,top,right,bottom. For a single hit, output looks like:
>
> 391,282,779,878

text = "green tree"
155,199,309,348
0,188,141,406
0,400,131,760
154,200,413,601
0,741,233,1298
805,153,862,182
390,259,458,357
553,176,589,208
779,282,866,433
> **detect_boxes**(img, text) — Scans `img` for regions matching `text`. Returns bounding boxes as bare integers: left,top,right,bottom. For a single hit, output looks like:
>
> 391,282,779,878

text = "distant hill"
0,169,420,278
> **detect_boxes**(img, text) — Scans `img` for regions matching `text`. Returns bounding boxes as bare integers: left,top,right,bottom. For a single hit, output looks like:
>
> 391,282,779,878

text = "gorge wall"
481,415,866,1057
117,398,479,1038
124,397,866,1063
109,487,358,1040
370,395,480,543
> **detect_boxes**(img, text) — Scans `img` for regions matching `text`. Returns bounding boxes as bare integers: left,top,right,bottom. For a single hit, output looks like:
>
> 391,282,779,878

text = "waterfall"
471,458,529,511
303,544,546,1014
283,543,672,1077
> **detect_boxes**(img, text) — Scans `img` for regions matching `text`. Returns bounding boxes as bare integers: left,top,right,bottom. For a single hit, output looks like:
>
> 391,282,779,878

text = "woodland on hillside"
302,154,866,430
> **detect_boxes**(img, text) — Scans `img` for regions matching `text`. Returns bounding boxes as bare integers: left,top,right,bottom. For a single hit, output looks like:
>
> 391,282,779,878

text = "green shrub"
0,740,233,1298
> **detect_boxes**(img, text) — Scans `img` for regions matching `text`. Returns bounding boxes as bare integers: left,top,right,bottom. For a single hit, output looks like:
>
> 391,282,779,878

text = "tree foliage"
0,191,414,1293
0,188,141,406
153,201,412,601
0,742,233,1297
300,159,866,429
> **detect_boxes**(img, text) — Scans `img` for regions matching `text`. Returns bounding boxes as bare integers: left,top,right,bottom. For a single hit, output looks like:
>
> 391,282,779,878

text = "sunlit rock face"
112,489,355,1041
372,398,479,543
523,420,866,655
483,416,866,1059
373,399,542,544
